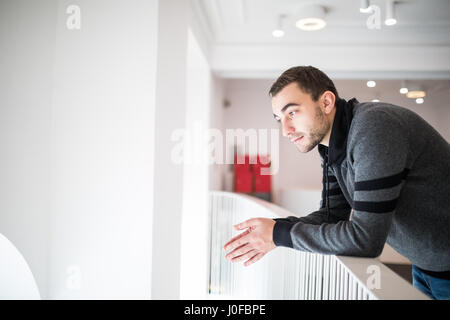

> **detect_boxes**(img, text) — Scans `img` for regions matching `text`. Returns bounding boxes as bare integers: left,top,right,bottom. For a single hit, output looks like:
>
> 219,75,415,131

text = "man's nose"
281,118,294,137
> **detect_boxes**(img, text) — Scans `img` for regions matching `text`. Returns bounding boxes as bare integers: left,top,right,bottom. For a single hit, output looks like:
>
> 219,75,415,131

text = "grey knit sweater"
273,98,450,272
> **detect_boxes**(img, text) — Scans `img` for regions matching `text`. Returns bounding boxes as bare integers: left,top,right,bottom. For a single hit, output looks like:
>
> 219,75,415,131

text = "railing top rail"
210,191,430,300
210,191,294,219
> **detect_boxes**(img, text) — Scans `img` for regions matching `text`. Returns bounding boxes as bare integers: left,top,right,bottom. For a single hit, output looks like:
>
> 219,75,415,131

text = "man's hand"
223,218,276,267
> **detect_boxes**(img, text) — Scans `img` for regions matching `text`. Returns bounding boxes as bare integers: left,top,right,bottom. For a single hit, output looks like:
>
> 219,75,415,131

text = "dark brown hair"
269,66,339,101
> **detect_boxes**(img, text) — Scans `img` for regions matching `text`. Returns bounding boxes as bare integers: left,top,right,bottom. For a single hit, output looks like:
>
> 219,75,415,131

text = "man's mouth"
291,136,304,144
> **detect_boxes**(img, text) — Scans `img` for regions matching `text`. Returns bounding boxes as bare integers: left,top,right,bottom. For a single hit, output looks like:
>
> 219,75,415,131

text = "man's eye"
288,111,296,118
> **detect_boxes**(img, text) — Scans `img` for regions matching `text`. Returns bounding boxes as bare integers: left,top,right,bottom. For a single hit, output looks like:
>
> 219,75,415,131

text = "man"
223,66,450,300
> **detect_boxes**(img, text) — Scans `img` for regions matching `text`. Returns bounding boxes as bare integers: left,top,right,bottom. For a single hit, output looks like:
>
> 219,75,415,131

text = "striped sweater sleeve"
273,111,409,257
273,158,351,226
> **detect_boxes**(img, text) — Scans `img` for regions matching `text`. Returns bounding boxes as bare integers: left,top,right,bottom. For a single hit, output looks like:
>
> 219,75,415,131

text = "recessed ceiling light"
416,98,424,104
372,99,380,102
399,87,408,94
295,5,327,31
367,80,376,88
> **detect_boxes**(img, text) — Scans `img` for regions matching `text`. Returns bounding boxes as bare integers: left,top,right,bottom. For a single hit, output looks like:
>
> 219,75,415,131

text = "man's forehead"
272,85,303,113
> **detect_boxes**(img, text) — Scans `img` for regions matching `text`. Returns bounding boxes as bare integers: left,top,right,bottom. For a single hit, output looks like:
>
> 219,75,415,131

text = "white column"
151,0,190,299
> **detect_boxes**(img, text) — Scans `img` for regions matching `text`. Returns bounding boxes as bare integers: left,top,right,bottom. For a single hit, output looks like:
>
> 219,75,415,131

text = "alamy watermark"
66,265,82,290
170,121,280,175
66,5,81,30
366,265,381,290
363,5,382,30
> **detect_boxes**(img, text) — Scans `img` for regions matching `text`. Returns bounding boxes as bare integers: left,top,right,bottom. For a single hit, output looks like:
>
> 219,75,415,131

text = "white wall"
151,0,191,299
0,0,159,299
0,0,56,298
0,0,217,300
48,0,158,299
208,74,227,191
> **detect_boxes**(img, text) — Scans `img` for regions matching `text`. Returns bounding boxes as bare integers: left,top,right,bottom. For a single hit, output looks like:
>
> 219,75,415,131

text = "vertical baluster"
310,253,315,300
335,260,340,300
225,196,229,296
216,194,220,295
303,252,307,300
299,252,304,300
305,252,310,299
295,251,300,299
358,284,363,300
316,254,322,300
349,277,354,300
209,194,213,295
323,255,329,300
288,251,293,299
213,194,218,295
330,257,335,300
308,253,312,300
223,196,228,295
314,254,318,300
230,196,235,297
221,195,225,295
316,254,321,300
230,197,234,297
343,270,349,300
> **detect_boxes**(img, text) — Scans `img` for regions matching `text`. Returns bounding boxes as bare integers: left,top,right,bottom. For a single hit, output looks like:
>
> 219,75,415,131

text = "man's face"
271,82,332,153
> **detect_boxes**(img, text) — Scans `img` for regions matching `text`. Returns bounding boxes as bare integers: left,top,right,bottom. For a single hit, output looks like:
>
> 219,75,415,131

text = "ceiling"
191,0,450,79
194,0,450,45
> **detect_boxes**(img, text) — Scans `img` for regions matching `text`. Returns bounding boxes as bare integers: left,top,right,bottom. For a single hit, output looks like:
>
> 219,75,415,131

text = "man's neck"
319,106,337,147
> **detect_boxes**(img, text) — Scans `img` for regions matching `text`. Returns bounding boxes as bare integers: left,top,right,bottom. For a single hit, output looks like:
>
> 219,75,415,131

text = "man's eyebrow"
273,103,300,119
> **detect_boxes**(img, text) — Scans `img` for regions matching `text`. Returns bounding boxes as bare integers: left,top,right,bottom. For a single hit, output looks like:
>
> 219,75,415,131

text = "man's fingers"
234,218,258,231
225,244,252,261
223,233,251,252
230,249,257,263
223,229,250,250
244,252,265,267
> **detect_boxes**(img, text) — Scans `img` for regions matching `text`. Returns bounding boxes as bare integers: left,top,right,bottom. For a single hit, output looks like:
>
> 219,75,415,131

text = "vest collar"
318,98,358,165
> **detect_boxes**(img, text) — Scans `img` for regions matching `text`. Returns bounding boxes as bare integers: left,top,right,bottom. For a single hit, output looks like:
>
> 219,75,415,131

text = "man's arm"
273,111,409,257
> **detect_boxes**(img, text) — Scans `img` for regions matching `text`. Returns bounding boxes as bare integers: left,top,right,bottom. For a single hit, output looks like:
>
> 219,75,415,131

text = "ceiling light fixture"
272,29,284,38
295,5,327,31
415,97,424,104
272,14,286,38
406,85,426,99
367,80,376,88
399,80,408,94
385,0,397,26
360,0,371,13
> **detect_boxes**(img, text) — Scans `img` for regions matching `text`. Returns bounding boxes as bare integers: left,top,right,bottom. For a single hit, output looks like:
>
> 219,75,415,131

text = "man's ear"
321,91,336,115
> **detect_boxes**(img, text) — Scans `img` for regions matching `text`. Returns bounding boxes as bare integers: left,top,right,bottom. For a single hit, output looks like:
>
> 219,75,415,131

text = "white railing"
207,191,429,300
